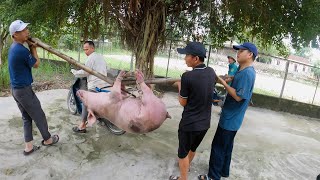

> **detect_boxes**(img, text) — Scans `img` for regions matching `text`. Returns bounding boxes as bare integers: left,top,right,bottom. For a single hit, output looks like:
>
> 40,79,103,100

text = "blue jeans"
208,125,237,180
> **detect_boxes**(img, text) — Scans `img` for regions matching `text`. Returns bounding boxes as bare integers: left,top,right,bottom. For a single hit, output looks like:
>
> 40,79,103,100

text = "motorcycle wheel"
67,90,78,115
99,118,126,135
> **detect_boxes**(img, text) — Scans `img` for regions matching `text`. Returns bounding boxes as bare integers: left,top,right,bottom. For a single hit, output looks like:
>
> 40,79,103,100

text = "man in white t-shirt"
71,40,110,133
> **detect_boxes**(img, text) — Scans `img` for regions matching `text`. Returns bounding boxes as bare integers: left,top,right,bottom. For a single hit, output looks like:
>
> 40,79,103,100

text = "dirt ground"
0,89,319,180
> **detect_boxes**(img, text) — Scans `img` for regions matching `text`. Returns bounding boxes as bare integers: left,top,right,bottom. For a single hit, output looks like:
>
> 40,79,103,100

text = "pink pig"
76,70,171,133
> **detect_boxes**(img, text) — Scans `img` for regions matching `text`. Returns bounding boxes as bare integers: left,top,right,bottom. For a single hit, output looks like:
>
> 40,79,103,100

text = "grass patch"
253,88,278,97
40,48,184,78
95,47,131,55
39,48,130,62
0,62,10,89
107,59,132,71
33,60,72,82
106,58,184,78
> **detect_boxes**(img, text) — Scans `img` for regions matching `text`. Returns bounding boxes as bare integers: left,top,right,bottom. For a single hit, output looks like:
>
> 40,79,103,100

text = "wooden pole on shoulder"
29,37,180,85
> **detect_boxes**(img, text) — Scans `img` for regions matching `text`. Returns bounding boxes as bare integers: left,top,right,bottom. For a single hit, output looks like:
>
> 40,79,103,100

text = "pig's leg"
135,70,154,105
109,70,127,101
135,70,153,94
135,70,171,119
76,90,98,125
87,109,97,126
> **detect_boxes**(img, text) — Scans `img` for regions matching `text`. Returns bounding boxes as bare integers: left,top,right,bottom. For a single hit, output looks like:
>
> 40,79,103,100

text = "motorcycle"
67,77,126,135
212,87,225,107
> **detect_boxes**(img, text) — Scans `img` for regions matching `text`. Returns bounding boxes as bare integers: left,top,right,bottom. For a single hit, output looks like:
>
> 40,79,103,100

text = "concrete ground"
0,89,319,180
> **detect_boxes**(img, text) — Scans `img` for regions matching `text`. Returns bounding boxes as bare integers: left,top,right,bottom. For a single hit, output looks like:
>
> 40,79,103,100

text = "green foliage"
32,60,71,81
294,47,312,58
1,0,320,77
59,34,80,51
0,62,10,89
253,87,278,97
311,61,320,79
276,43,290,58
2,0,320,49
0,47,10,89
256,56,272,64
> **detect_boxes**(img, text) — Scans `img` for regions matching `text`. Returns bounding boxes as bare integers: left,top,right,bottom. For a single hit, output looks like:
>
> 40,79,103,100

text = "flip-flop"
169,175,180,180
72,126,86,133
41,135,59,146
198,174,212,180
23,145,40,156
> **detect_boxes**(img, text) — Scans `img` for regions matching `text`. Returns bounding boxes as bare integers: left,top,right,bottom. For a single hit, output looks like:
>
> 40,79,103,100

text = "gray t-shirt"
73,52,110,90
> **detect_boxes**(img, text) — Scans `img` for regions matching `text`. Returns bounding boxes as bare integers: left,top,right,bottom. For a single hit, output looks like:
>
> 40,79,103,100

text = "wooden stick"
121,78,180,85
29,37,114,85
29,37,180,85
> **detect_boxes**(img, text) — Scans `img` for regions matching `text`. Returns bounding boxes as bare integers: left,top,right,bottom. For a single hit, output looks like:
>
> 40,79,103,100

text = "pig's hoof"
117,70,126,80
135,70,144,84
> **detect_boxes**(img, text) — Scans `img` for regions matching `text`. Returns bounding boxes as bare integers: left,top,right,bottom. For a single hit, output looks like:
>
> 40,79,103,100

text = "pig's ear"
87,110,97,126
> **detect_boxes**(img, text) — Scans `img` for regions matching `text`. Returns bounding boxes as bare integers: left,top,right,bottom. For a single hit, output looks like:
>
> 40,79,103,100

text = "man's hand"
217,75,242,102
225,76,233,83
217,75,226,85
173,81,181,91
71,69,77,75
26,40,38,48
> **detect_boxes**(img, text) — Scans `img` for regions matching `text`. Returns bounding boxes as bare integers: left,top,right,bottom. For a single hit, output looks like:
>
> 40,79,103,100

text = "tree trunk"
133,3,166,79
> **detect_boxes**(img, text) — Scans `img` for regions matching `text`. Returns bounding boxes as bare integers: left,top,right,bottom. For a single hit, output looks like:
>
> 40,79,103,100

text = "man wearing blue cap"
169,42,216,180
198,42,257,180
8,20,59,156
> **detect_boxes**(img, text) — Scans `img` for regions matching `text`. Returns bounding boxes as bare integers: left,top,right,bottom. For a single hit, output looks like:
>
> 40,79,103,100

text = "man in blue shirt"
8,20,59,156
199,42,257,180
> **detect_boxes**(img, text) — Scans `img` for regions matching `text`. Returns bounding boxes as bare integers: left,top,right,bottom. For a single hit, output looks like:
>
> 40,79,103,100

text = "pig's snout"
76,90,86,103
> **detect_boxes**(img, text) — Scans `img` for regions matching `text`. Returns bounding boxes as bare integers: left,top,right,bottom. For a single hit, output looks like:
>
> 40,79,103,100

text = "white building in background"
271,54,312,75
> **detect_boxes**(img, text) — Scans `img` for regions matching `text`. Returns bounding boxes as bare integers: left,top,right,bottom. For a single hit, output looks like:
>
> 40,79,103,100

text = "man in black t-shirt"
169,42,216,180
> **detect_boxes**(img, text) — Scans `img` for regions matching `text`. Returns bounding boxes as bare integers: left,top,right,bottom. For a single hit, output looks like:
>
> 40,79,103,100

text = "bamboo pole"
28,37,180,85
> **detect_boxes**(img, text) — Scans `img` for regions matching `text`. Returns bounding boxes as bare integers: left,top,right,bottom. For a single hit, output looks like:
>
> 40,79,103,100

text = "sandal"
72,126,86,133
23,145,40,156
198,174,212,180
169,175,180,180
41,135,59,146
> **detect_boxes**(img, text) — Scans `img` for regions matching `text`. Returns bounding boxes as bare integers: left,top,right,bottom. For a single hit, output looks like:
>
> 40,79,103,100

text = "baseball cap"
177,42,206,58
227,55,236,61
233,42,258,59
9,20,29,36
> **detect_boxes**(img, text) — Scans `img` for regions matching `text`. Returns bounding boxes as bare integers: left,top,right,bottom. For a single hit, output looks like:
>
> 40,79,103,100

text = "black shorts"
178,130,208,159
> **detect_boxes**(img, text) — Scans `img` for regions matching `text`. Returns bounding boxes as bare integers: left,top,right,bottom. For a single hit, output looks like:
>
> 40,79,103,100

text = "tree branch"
110,7,138,36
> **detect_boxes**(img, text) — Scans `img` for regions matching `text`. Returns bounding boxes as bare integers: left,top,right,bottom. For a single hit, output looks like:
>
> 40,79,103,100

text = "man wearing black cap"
169,42,216,180
198,42,257,180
